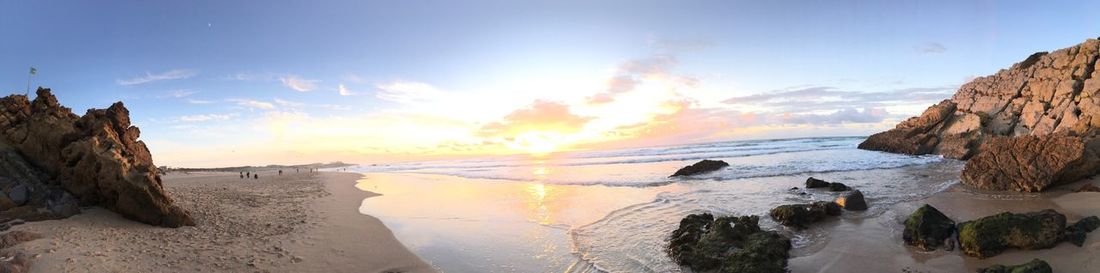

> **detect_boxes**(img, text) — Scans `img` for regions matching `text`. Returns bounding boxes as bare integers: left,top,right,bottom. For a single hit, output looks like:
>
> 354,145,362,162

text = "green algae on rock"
903,204,956,251
667,213,791,273
769,201,842,229
957,210,1066,258
977,259,1053,273
1064,215,1100,246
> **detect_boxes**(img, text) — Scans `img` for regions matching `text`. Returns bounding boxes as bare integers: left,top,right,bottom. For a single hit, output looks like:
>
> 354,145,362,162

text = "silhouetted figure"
246,171,250,177
239,173,244,179
279,170,283,175
253,174,258,179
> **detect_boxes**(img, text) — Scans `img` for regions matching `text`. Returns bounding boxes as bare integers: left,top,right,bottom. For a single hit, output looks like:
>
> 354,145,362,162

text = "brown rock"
1075,184,1100,192
961,135,1100,192
0,88,192,227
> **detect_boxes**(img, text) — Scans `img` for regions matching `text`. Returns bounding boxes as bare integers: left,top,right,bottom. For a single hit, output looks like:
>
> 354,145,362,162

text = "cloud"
280,75,318,92
586,55,698,104
781,108,889,124
224,72,279,81
178,113,235,122
117,69,198,85
478,100,593,137
917,42,947,54
338,84,357,96
157,89,197,99
723,85,955,112
229,99,275,110
375,81,447,104
187,99,213,104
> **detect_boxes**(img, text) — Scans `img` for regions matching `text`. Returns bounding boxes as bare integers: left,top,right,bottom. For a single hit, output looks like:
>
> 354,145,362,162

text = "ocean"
350,136,965,272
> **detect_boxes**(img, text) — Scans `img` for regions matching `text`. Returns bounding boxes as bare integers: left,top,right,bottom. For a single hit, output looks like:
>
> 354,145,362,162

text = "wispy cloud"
375,81,447,104
178,113,236,122
723,85,956,112
228,99,276,110
917,42,947,54
159,89,197,98
117,69,199,85
338,84,357,96
280,75,318,92
187,99,214,104
586,54,697,104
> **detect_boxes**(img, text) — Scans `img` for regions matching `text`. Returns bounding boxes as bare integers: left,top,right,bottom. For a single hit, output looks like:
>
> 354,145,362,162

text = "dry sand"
8,170,435,273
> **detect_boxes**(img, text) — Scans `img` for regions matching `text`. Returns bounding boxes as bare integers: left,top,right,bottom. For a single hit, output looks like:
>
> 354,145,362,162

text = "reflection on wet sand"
355,171,677,272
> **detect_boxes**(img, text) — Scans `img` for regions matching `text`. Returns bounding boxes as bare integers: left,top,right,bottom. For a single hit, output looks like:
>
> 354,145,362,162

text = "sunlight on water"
352,137,959,273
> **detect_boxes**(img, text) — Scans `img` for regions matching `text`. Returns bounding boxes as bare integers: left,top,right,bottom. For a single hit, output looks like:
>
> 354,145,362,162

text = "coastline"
8,170,433,273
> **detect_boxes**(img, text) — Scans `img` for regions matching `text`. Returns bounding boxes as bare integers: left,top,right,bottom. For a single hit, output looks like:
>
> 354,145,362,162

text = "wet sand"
790,178,1100,273
9,171,434,273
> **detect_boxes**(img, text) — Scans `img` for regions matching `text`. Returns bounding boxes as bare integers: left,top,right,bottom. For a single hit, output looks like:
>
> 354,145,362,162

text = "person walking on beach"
239,173,244,179
279,170,283,175
253,174,258,179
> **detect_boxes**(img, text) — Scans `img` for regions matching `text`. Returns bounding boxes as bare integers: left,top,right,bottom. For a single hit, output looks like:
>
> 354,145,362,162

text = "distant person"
254,174,258,179
279,170,283,175
246,171,250,177
239,173,244,179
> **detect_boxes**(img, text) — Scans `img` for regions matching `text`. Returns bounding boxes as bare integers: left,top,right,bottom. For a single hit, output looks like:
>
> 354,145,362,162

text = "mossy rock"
977,258,1052,273
957,210,1066,258
903,204,955,251
1064,215,1100,246
769,201,841,229
667,213,791,273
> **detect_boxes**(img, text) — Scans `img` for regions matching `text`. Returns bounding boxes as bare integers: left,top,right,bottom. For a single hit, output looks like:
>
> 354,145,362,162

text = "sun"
510,131,565,156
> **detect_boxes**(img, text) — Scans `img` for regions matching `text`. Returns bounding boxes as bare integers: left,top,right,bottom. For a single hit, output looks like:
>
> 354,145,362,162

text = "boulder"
0,89,192,227
957,210,1067,258
769,201,841,229
961,135,1100,192
1064,215,1100,246
836,190,867,211
1076,184,1100,192
669,160,729,177
977,259,1053,273
667,213,791,273
805,177,830,188
903,204,955,251
828,182,850,192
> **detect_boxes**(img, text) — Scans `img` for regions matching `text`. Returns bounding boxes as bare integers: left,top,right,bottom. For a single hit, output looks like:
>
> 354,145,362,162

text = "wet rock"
903,204,955,251
0,89,192,227
0,251,31,273
1064,215,1100,246
667,213,791,273
977,259,1052,273
670,160,729,177
769,201,841,229
961,135,1100,192
7,185,25,206
957,210,1067,258
805,177,830,188
836,190,867,211
828,182,850,192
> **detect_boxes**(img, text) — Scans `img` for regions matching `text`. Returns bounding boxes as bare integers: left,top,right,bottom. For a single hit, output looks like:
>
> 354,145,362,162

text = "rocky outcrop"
961,135,1100,192
860,38,1100,191
768,201,841,229
978,259,1053,273
903,204,956,251
1065,216,1100,246
957,210,1069,258
669,159,729,177
667,213,791,273
0,88,192,227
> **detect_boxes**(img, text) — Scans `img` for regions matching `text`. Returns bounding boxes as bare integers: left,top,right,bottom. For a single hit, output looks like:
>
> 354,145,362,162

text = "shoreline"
7,170,434,273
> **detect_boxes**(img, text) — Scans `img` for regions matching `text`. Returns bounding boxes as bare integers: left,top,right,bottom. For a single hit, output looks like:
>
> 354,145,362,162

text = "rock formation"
804,177,849,191
669,159,729,177
860,38,1100,191
1065,216,1100,246
768,201,841,229
836,190,867,211
957,210,1069,258
902,204,956,251
978,259,1052,273
0,88,192,227
667,213,791,273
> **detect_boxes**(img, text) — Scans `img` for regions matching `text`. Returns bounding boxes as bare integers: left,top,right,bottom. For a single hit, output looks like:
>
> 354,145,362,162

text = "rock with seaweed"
667,213,791,273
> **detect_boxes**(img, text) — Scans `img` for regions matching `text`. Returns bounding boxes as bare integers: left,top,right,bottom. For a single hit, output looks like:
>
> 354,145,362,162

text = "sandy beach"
8,170,434,273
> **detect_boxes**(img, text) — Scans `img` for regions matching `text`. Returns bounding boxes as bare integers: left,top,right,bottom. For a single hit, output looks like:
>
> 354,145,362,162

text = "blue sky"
1,1,1098,166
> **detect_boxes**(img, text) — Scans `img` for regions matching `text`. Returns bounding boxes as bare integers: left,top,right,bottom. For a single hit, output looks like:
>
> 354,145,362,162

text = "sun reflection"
526,183,552,225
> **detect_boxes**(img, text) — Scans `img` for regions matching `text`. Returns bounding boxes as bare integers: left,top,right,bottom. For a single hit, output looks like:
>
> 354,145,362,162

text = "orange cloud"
478,100,592,138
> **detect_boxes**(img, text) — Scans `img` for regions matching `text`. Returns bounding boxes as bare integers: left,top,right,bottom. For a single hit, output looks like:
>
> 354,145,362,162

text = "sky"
1,0,1098,167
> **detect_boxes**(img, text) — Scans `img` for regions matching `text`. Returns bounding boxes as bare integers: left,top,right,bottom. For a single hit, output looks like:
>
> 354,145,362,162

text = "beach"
9,170,433,273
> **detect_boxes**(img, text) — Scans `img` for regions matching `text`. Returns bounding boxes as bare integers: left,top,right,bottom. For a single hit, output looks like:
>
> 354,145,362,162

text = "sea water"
352,136,964,273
